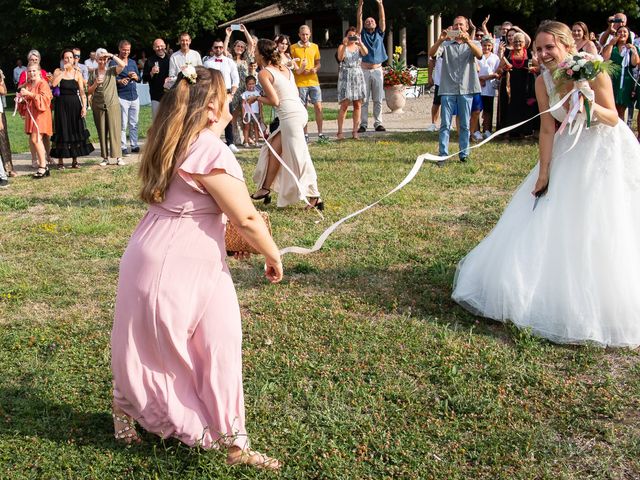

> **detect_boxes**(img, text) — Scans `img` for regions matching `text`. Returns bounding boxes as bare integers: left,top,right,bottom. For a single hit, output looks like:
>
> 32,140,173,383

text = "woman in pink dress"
111,66,283,470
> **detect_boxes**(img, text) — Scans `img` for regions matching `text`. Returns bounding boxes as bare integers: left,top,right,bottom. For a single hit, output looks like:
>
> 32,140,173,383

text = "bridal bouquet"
552,53,617,131
553,52,616,83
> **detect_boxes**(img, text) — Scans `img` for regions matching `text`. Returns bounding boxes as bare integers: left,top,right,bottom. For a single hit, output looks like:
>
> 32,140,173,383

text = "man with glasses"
204,40,240,153
73,48,89,82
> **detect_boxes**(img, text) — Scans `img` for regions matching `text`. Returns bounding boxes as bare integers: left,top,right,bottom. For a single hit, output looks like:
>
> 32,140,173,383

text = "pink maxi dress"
112,129,248,449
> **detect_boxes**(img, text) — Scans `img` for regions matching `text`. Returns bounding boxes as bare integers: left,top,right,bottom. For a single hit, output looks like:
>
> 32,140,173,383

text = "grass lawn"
0,131,638,479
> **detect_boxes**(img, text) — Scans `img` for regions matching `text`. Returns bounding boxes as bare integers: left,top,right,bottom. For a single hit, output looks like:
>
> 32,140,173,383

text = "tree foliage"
0,0,234,67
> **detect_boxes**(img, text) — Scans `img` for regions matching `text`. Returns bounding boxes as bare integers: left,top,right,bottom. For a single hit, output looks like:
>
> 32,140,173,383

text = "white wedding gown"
452,70,640,348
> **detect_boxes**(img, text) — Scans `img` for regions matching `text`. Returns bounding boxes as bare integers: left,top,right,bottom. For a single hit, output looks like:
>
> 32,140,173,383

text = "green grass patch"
0,133,638,479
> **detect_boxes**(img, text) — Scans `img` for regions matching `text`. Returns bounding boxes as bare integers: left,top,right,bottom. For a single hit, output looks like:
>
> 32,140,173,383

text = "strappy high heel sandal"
227,448,282,471
57,160,65,170
306,197,324,211
32,167,50,179
250,188,272,205
112,412,141,444
71,159,80,169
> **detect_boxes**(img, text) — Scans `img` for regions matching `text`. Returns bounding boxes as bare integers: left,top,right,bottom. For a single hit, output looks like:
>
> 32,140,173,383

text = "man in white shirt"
85,52,98,75
203,39,240,152
12,59,26,88
169,32,203,78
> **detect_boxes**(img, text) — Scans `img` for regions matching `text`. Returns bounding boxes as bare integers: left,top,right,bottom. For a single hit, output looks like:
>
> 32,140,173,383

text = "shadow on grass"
0,386,198,456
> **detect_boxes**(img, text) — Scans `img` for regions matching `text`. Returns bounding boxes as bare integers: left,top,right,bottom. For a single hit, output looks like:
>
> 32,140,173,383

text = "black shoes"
375,125,386,132
131,146,140,153
250,189,272,205
32,167,50,179
357,126,366,133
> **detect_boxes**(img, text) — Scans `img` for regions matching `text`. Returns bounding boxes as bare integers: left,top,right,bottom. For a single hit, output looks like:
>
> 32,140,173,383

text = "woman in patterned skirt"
336,27,368,140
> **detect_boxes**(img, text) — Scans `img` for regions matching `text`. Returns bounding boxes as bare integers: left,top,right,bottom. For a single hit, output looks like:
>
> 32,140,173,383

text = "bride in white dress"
452,21,640,348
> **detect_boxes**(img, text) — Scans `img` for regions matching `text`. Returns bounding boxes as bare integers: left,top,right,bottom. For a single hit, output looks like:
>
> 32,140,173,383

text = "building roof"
220,4,286,28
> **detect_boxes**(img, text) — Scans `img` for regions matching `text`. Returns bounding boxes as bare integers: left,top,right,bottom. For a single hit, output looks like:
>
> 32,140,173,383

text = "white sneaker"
116,158,126,166
228,144,239,153
483,130,492,139
426,124,438,132
99,159,108,167
473,131,483,141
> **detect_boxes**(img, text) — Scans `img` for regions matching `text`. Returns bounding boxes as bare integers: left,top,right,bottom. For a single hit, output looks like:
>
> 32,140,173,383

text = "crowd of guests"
427,12,640,161
2,6,639,188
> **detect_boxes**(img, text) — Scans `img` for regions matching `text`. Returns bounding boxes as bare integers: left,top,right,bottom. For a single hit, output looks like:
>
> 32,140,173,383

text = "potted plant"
383,46,413,113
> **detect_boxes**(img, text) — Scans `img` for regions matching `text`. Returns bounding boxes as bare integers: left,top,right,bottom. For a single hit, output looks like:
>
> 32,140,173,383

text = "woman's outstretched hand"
264,258,283,283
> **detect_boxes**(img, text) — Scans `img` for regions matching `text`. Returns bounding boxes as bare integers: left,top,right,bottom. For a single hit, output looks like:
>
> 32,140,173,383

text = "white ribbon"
272,88,581,256
13,94,41,137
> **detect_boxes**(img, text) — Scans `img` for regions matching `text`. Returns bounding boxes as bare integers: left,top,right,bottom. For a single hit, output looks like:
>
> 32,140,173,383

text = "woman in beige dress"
248,39,323,210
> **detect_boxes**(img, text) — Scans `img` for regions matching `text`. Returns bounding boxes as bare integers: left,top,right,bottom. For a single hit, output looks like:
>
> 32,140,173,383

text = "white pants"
151,100,161,119
361,68,384,128
119,97,140,150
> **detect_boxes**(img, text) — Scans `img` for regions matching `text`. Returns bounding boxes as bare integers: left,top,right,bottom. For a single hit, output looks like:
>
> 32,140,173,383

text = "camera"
231,24,241,31
447,29,461,39
348,35,358,41
610,18,624,23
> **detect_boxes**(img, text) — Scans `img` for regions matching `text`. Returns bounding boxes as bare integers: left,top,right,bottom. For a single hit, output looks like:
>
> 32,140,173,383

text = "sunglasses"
73,54,81,58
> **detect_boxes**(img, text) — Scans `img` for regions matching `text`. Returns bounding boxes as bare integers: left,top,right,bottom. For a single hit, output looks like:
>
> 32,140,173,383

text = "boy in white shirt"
241,76,263,147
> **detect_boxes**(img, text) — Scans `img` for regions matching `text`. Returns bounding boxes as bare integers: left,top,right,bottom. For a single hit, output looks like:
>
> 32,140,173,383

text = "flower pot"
384,85,406,113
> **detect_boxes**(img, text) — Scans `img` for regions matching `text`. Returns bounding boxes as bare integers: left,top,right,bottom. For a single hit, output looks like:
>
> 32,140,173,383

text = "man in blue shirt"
110,40,140,157
357,0,387,133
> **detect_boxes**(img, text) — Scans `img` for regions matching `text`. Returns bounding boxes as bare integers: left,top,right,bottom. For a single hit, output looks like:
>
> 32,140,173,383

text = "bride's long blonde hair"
139,67,226,203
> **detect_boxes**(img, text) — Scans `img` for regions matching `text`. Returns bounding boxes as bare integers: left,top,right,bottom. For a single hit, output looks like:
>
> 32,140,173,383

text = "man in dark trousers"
143,38,170,119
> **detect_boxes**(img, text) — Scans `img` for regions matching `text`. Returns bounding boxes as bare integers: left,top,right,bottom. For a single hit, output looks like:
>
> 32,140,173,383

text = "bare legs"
253,132,282,196
337,100,363,140
352,100,362,138
30,132,47,169
337,100,349,139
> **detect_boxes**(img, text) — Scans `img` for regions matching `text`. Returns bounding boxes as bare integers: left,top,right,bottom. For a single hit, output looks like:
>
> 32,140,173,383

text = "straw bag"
225,211,271,255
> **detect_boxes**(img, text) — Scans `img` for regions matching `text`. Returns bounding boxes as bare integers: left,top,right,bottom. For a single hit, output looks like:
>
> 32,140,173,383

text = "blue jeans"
119,97,139,150
439,94,473,160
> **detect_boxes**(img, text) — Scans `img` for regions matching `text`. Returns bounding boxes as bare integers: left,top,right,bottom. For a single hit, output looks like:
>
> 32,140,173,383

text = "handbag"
225,211,271,255
52,86,60,97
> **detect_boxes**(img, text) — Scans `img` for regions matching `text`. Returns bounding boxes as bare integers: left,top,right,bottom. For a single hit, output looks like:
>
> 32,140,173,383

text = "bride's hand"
532,175,549,197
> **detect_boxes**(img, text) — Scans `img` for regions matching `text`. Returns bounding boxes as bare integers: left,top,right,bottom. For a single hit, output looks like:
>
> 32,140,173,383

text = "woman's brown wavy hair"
139,67,226,203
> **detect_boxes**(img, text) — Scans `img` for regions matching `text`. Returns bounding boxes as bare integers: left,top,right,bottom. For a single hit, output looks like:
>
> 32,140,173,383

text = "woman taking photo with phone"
111,66,282,470
336,27,368,140
602,25,639,120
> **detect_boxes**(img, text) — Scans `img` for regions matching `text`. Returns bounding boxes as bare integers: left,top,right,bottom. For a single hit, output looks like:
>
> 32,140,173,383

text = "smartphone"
231,24,241,31
493,25,502,38
348,35,358,41
447,29,460,39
